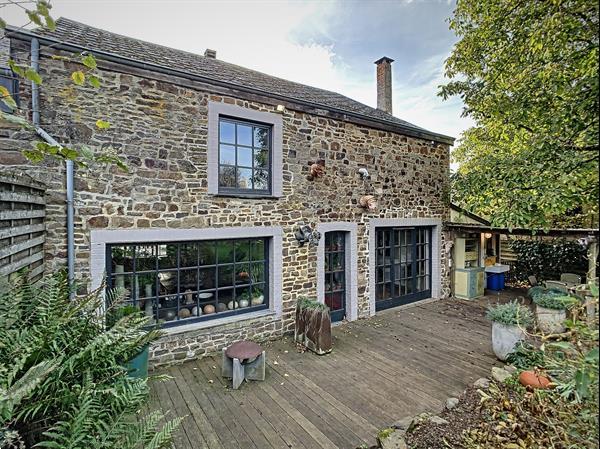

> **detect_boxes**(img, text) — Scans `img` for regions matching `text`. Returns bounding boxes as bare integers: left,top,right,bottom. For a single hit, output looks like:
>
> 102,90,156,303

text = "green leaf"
584,347,599,363
81,54,97,70
25,68,43,85
8,60,25,77
88,75,101,88
95,119,110,129
26,10,44,27
44,14,56,31
0,86,17,110
22,149,45,163
0,112,33,129
71,71,85,86
0,17,6,29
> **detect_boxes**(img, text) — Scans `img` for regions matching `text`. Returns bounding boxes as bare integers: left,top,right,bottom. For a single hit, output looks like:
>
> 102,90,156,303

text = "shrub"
505,342,545,369
534,293,579,310
297,297,329,312
0,272,182,448
527,286,565,300
486,300,533,328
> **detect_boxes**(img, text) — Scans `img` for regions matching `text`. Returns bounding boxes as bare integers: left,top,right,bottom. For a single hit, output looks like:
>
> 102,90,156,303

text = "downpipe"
31,37,75,294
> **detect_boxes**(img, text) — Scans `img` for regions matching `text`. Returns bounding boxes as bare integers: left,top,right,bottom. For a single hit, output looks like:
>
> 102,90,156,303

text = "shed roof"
7,18,454,144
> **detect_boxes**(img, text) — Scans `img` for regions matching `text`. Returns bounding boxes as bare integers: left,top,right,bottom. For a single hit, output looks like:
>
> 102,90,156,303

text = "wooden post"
588,240,597,282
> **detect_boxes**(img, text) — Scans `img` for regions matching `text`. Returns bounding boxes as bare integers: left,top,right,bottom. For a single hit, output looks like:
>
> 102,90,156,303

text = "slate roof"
11,18,453,143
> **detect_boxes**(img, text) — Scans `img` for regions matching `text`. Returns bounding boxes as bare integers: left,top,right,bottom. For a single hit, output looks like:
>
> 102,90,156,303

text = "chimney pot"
374,56,394,114
204,49,217,59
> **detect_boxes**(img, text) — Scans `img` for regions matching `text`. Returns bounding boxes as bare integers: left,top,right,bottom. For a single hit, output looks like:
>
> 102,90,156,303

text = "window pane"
199,267,216,289
250,262,265,283
250,239,265,261
135,245,157,271
219,120,235,144
253,127,269,149
158,271,177,295
180,243,198,268
235,264,251,285
216,240,234,263
237,147,252,168
235,240,250,262
179,268,199,293
253,170,269,190
237,124,252,146
219,144,236,165
219,166,237,188
218,265,233,287
238,168,252,189
199,242,215,266
254,148,269,169
158,244,178,269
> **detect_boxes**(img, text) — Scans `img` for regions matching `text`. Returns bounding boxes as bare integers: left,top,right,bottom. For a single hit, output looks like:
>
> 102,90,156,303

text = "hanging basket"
359,195,378,211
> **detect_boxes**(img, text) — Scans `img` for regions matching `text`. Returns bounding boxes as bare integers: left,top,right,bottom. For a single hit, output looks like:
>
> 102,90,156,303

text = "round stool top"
225,340,262,361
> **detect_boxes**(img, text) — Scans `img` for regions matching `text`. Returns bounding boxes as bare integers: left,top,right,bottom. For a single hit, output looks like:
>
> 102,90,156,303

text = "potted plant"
533,293,578,334
107,304,151,379
251,287,265,306
295,297,332,355
487,300,533,361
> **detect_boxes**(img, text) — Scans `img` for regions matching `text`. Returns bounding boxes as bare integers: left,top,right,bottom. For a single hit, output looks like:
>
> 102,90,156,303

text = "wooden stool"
222,340,265,389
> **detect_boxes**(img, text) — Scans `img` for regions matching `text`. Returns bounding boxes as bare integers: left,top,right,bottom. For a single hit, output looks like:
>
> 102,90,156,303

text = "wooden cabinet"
454,267,485,300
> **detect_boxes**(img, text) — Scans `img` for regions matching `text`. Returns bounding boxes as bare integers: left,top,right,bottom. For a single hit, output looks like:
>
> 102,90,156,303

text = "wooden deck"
150,297,512,449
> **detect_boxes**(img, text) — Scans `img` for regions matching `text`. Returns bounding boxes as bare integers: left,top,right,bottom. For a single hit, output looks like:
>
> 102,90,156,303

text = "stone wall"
1,40,451,367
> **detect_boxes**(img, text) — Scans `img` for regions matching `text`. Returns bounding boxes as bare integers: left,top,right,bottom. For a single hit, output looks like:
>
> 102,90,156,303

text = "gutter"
9,27,455,145
30,37,75,293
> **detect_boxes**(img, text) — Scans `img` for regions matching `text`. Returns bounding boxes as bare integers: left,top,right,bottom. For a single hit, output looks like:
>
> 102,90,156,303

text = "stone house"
1,18,454,366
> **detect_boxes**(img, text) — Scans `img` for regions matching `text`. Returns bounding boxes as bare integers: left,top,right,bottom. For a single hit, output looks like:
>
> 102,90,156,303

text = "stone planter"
536,306,566,334
491,321,526,361
294,302,332,355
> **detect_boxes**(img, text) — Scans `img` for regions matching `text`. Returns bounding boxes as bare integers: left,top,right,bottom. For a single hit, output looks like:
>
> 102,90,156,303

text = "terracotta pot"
519,370,551,389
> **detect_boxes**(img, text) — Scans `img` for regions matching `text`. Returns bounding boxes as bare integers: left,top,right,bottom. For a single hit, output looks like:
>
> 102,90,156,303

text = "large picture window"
218,117,271,194
375,227,432,311
106,238,269,327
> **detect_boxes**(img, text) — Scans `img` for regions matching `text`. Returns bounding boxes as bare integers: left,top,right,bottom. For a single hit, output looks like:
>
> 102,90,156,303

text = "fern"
0,271,182,448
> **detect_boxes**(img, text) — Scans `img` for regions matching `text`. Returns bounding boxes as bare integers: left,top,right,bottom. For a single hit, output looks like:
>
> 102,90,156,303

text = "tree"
0,0,125,170
441,0,599,229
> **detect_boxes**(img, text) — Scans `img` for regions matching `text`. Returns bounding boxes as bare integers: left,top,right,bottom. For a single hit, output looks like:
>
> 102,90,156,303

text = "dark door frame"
323,230,347,322
374,227,433,312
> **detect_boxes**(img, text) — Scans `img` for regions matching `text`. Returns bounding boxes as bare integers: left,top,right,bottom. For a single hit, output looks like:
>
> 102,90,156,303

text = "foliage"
533,293,579,310
510,238,589,283
486,300,533,328
0,272,182,448
297,297,329,312
1,1,126,171
505,342,545,370
465,294,599,448
442,0,599,229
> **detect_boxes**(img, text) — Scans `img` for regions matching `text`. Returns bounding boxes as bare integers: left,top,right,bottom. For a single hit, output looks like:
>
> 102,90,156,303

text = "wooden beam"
0,235,45,259
0,191,46,205
0,223,45,240
0,252,44,277
0,209,45,220
445,222,600,238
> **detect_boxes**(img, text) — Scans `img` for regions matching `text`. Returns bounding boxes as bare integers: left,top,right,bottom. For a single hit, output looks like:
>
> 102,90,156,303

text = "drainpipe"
31,37,75,292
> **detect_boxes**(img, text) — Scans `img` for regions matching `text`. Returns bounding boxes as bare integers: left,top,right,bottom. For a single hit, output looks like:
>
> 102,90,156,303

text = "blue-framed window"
106,238,269,327
218,117,272,195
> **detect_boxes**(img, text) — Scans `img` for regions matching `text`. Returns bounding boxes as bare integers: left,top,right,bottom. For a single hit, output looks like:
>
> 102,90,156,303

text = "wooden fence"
0,172,46,282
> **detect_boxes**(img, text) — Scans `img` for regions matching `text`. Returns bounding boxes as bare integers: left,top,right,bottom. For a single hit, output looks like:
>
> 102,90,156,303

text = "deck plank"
151,295,512,449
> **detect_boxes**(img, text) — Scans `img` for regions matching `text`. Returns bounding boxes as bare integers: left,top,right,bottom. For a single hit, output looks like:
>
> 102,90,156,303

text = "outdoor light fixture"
484,232,493,239
295,223,321,247
276,104,286,113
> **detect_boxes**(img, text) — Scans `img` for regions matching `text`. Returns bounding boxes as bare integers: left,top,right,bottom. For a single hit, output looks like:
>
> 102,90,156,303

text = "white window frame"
316,222,358,322
207,101,283,198
90,226,283,334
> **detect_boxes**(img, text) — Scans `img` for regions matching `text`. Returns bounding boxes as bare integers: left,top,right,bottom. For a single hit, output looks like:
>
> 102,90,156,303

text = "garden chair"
544,280,569,293
560,273,581,286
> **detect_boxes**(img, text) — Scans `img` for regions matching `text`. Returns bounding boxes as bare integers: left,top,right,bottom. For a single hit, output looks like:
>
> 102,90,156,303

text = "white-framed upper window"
208,102,283,198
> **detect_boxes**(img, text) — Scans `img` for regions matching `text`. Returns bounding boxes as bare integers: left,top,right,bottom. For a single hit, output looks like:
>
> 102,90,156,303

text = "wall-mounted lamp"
276,104,286,113
294,223,321,247
484,232,493,239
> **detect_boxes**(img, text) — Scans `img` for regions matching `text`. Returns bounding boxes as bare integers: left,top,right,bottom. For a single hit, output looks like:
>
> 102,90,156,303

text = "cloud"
2,0,471,140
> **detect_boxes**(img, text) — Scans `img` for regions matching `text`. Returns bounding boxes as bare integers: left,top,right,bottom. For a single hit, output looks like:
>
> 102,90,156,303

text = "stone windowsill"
161,309,277,336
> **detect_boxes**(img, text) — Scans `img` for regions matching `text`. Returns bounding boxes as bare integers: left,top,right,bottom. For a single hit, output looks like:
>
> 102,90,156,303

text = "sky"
3,0,473,141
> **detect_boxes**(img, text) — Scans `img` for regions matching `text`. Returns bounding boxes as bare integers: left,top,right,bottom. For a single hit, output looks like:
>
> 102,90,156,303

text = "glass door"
324,231,346,322
375,227,432,311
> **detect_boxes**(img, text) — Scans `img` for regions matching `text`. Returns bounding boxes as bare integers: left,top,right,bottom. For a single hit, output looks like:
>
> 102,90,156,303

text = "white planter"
536,306,566,334
491,321,526,361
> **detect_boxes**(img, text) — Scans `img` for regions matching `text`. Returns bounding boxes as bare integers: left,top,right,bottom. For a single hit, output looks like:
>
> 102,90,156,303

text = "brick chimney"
204,49,217,59
374,56,394,114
